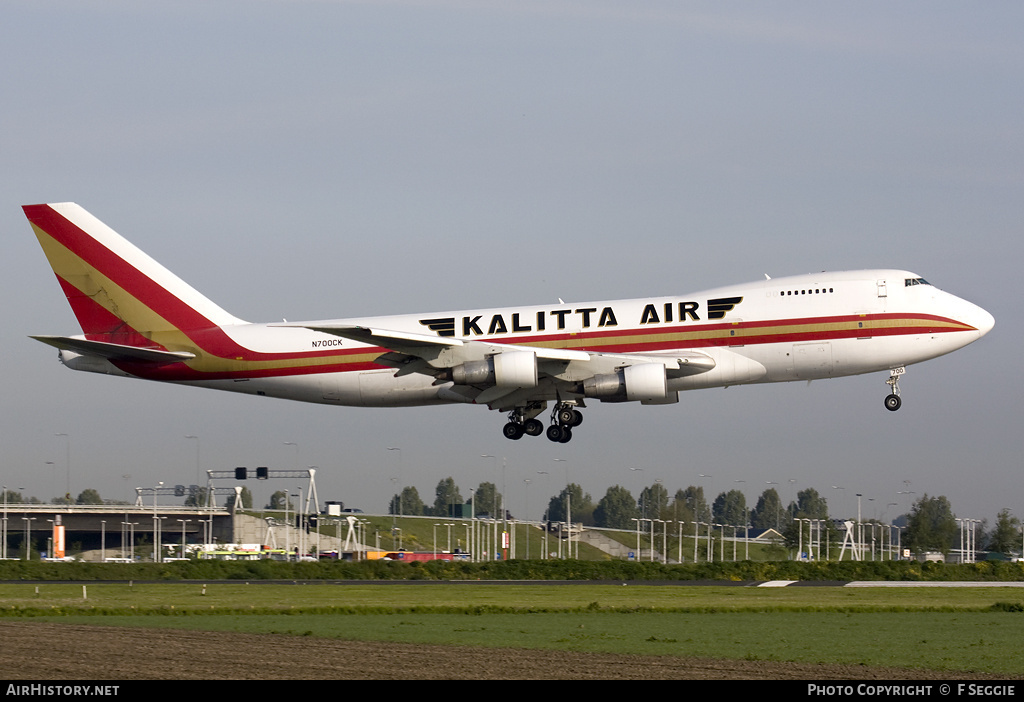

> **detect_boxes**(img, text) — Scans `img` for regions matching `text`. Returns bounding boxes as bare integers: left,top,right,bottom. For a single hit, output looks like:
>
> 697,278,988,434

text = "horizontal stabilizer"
30,335,195,365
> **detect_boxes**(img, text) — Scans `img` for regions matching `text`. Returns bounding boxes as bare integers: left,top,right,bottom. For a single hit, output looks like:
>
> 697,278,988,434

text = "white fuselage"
82,268,986,408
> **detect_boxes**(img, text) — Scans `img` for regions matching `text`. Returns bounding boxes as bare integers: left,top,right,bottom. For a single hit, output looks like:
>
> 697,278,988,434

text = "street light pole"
185,435,200,495
387,447,402,517
55,433,71,502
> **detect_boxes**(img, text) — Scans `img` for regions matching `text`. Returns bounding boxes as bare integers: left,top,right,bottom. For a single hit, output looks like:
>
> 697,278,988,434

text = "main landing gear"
545,403,583,444
884,366,905,412
501,415,544,440
501,402,583,443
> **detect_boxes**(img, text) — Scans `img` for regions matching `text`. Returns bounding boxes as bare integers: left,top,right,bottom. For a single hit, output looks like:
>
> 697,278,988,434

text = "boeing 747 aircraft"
24,203,994,443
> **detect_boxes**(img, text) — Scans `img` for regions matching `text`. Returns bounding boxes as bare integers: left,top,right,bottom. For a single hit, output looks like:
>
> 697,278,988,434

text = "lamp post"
153,481,164,563
692,521,700,563
553,459,570,559
481,455,498,560
55,433,71,502
734,479,746,560
22,517,36,560
2,485,7,560
185,435,200,495
855,493,863,561
523,478,531,560
629,468,644,518
761,480,780,531
387,447,403,517
536,470,550,559
178,519,191,559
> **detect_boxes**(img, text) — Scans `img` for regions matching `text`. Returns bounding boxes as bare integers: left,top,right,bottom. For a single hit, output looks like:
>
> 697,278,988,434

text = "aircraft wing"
30,335,196,365
297,324,715,409
301,324,467,351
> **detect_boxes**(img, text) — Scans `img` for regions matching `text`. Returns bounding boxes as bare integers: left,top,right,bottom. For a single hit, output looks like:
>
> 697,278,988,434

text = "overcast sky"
2,1,1020,527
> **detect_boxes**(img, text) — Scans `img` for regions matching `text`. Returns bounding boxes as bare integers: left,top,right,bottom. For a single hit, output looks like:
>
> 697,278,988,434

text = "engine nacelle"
492,349,538,388
451,359,494,385
582,363,667,402
451,349,538,388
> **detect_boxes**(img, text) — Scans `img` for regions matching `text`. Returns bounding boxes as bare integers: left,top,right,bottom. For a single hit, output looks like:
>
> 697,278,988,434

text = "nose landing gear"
884,367,905,412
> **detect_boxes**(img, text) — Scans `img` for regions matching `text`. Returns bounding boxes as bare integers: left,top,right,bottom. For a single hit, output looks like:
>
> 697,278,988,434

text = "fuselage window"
781,287,834,297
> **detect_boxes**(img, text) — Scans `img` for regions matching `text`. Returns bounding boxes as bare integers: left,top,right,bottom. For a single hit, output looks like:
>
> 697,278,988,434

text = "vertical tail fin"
23,203,247,347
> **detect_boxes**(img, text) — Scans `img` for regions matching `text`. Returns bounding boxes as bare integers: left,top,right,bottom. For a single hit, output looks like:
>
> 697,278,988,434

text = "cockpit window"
905,278,931,287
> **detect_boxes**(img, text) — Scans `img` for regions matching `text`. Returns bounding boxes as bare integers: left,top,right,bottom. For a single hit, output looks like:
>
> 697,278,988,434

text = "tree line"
385,479,1023,558
4,477,1019,558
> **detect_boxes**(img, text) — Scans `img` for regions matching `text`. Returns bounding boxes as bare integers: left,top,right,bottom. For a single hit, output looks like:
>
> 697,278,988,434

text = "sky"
2,1,1020,528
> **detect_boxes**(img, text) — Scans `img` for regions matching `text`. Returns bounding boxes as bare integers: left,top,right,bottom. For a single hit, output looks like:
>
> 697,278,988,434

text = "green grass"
3,583,1024,675
3,581,1024,612
42,611,1022,674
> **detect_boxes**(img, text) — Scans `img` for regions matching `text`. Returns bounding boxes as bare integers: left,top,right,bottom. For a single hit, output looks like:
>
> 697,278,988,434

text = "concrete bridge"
1,503,231,559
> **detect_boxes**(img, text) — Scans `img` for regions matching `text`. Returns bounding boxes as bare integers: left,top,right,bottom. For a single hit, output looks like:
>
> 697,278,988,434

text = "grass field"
3,582,1024,675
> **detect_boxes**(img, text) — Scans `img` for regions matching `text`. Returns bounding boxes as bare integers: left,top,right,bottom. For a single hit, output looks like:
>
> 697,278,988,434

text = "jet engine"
582,363,667,402
451,349,538,388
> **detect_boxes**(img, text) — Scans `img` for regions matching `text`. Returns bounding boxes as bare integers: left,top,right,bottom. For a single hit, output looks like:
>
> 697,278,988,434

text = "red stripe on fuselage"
478,312,975,353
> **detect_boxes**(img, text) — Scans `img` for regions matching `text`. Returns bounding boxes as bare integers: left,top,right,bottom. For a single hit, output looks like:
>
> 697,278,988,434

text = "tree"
593,485,638,529
789,488,828,520
712,489,747,527
750,488,784,531
546,484,594,525
432,477,462,517
905,494,957,555
672,486,710,524
783,488,831,551
468,481,502,518
266,490,294,511
638,482,669,520
987,509,1021,556
390,485,424,516
76,488,103,505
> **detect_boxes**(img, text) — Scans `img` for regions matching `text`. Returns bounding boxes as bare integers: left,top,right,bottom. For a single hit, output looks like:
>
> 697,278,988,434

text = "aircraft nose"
957,297,994,337
974,305,995,337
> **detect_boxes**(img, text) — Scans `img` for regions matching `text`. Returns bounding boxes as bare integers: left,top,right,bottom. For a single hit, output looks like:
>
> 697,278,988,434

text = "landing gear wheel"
549,402,582,440
523,418,544,436
556,407,576,426
547,425,572,442
502,422,524,440
884,367,905,413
